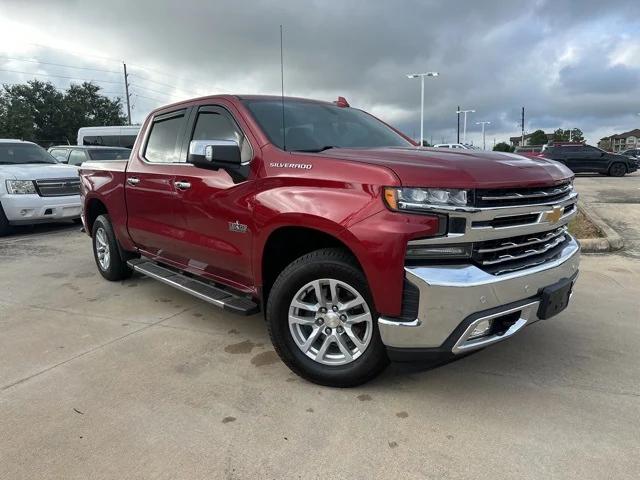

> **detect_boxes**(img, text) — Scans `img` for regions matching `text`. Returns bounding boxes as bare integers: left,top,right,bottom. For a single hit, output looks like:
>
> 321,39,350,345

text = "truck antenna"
280,25,286,151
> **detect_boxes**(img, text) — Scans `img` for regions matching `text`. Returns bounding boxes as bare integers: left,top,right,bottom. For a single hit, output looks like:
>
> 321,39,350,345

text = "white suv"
0,140,82,236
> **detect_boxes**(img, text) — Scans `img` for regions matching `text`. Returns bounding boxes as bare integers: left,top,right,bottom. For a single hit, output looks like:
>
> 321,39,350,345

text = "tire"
608,162,627,177
0,204,12,237
266,248,389,387
91,214,133,281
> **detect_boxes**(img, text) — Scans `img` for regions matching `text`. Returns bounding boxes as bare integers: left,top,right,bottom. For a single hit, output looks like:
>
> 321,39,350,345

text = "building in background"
598,129,640,152
509,132,554,147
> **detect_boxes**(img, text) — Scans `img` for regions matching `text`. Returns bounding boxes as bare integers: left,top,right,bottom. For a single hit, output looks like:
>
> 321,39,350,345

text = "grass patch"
568,210,604,239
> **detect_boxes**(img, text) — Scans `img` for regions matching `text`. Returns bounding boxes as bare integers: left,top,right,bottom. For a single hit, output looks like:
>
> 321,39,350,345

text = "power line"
0,68,124,85
20,42,122,64
0,56,121,74
133,93,172,103
129,73,195,93
129,82,183,99
1,82,124,99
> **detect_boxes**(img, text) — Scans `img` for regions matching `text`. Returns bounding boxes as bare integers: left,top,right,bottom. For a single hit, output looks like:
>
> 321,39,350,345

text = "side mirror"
188,140,241,168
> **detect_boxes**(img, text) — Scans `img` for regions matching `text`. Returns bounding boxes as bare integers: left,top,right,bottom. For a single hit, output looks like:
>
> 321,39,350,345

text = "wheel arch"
259,224,365,309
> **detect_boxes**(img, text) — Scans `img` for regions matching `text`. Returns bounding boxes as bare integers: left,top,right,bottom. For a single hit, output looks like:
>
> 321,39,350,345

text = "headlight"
6,180,37,195
384,187,470,212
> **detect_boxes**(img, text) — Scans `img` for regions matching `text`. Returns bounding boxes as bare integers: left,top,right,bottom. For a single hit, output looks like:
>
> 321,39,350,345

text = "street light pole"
456,108,475,144
476,121,491,150
407,72,439,146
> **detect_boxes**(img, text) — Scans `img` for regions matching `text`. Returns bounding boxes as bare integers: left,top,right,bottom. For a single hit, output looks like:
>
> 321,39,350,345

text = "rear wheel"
266,248,389,387
609,162,627,177
92,214,132,281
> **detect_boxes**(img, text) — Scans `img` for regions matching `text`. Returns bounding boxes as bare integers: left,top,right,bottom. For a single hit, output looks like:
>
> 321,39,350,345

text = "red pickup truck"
79,95,580,387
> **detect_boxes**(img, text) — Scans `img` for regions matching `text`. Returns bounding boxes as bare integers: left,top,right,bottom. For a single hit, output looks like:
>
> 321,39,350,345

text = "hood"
313,147,573,188
0,163,79,181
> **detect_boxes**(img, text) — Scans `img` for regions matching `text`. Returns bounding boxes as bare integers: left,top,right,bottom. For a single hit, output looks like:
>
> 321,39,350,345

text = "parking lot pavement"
574,172,640,257
1,229,639,480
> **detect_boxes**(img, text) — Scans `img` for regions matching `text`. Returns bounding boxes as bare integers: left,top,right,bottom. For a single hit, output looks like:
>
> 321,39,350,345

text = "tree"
528,129,549,146
598,137,612,151
0,80,126,146
553,128,584,143
493,142,514,152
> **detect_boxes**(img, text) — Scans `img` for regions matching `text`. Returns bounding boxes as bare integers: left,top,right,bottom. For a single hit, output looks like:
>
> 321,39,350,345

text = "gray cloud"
1,0,639,145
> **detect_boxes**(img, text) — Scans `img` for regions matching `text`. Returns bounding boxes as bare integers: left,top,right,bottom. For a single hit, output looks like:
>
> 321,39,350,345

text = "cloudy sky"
1,0,639,146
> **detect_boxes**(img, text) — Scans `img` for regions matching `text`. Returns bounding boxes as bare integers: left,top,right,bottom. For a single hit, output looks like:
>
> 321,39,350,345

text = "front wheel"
609,162,627,177
0,204,12,237
92,214,133,281
266,248,389,387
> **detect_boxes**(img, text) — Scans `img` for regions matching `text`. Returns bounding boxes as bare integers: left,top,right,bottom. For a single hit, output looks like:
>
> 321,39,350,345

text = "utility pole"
476,121,491,150
457,105,460,143
521,107,525,146
123,62,132,126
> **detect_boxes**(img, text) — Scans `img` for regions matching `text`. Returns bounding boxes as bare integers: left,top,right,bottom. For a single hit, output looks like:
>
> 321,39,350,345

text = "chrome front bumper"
379,237,580,353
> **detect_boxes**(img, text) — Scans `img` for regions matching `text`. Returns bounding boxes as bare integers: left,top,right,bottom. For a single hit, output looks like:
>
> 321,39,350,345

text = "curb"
576,201,624,253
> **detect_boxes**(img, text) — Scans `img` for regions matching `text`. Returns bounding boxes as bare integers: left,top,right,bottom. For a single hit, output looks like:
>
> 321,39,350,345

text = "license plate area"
537,277,573,320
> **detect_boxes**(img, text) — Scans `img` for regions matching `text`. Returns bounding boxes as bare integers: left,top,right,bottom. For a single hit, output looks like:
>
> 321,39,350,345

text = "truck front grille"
472,226,571,275
475,182,572,207
35,178,81,197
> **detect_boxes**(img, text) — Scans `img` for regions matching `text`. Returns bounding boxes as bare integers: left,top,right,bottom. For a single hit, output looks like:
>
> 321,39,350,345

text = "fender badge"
228,220,248,233
269,162,312,170
542,206,563,223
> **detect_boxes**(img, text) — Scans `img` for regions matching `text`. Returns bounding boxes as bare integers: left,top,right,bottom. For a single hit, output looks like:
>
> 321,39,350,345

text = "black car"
542,144,638,177
48,146,131,166
621,148,640,159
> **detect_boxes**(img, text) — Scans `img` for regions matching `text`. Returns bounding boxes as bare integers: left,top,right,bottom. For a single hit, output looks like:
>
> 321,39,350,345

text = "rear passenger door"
124,108,193,265
170,104,255,289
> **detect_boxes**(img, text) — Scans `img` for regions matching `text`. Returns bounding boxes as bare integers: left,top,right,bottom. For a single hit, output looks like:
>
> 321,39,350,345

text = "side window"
50,148,69,162
120,135,137,148
144,111,187,163
192,108,253,163
68,150,87,166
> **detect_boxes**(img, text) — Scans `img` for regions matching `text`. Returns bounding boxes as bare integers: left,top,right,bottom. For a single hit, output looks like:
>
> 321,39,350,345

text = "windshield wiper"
292,146,338,153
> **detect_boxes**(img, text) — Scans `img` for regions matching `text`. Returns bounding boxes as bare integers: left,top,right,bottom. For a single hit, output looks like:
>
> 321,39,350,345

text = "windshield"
88,149,131,160
0,143,58,165
242,99,412,152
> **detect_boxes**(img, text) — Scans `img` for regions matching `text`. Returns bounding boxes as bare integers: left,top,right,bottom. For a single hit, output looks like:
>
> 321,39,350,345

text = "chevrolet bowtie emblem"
542,206,563,223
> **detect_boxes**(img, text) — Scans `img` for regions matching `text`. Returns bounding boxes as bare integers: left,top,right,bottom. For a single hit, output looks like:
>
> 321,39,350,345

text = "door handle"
126,177,140,186
174,181,191,190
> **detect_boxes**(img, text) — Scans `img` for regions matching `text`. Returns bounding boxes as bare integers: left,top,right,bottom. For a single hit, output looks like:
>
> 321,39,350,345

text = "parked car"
514,145,544,159
79,94,580,387
433,143,478,149
48,146,131,166
77,125,140,149
541,143,638,176
0,140,81,236
621,148,640,159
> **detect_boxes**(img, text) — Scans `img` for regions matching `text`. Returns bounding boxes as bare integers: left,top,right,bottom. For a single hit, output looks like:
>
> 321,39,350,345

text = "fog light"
20,209,28,216
468,319,492,340
405,244,471,260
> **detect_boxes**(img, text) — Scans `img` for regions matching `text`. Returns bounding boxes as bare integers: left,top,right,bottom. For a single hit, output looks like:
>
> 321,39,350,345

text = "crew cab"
1,139,81,236
79,95,580,387
542,143,638,176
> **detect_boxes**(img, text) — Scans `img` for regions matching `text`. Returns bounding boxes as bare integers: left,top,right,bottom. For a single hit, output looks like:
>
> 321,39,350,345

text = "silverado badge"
228,220,248,233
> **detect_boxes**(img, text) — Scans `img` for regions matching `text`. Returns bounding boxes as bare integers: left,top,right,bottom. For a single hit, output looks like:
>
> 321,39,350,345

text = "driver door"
170,104,256,289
